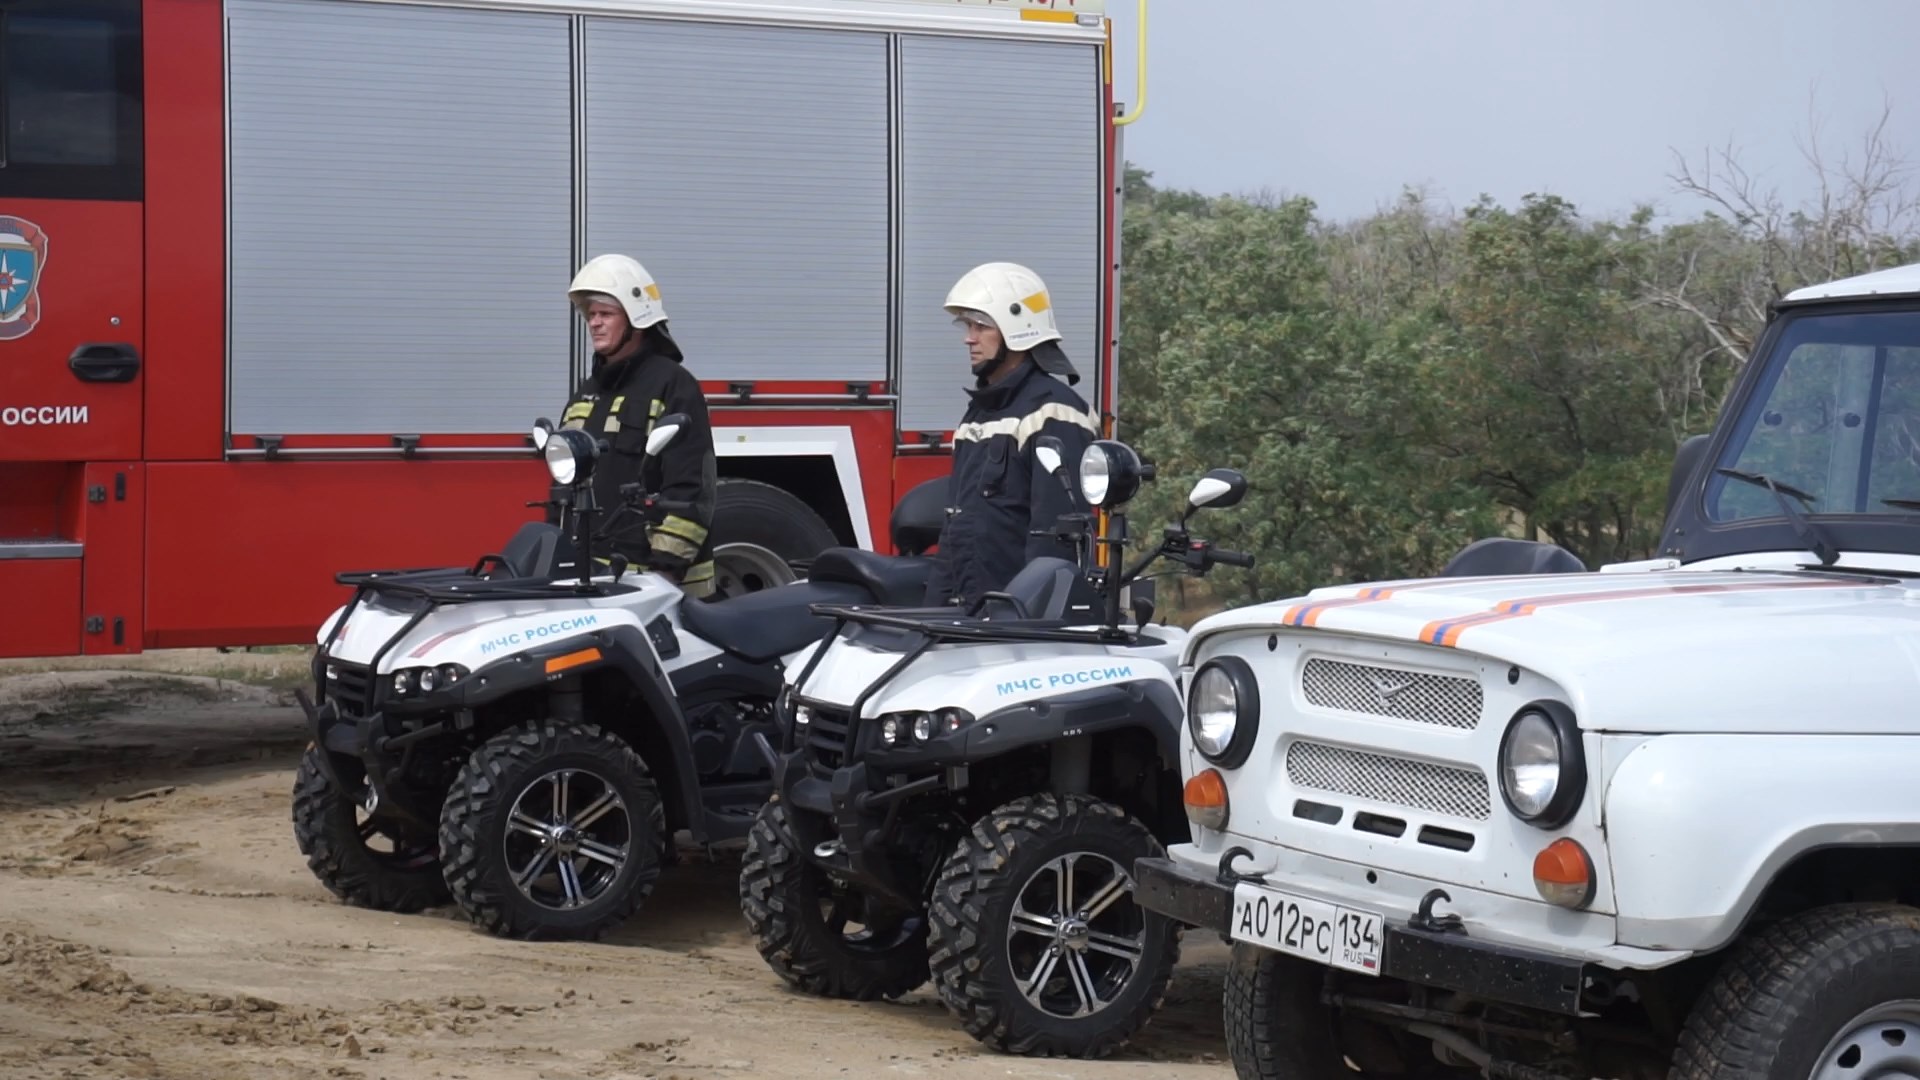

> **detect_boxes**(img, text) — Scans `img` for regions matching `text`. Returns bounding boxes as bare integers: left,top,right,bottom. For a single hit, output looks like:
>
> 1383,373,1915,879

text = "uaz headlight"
1498,702,1585,828
1188,656,1259,767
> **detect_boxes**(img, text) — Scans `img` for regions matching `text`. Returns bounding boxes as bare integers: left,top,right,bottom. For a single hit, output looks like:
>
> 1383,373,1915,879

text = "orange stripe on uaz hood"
1278,574,1567,628
1419,577,1870,648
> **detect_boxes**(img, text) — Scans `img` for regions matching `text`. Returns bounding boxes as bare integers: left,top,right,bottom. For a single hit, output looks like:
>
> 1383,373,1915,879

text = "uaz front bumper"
1134,849,1593,1015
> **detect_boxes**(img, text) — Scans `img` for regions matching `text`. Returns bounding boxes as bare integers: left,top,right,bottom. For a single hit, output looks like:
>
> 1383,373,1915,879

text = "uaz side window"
0,0,143,201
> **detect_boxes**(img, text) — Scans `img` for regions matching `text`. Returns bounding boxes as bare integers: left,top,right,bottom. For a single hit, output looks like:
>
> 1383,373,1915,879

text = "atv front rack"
783,602,1143,760
312,562,635,716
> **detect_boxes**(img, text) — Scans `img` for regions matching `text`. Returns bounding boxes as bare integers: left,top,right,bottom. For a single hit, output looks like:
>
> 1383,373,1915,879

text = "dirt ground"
0,652,1236,1080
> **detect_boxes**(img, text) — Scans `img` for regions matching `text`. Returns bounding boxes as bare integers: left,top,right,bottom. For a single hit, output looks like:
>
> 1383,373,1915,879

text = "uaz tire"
292,744,449,913
438,719,666,941
739,798,930,1000
1672,902,1920,1079
1223,942,1356,1079
927,793,1181,1059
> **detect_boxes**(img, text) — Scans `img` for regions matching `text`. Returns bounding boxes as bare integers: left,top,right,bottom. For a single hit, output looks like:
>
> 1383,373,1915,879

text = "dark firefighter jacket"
923,358,1100,608
558,340,718,596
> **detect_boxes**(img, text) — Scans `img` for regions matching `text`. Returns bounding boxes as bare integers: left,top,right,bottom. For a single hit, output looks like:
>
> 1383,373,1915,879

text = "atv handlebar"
1206,546,1255,569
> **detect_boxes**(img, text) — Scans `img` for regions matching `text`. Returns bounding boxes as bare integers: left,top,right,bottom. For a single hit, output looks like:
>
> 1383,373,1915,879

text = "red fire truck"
0,0,1139,658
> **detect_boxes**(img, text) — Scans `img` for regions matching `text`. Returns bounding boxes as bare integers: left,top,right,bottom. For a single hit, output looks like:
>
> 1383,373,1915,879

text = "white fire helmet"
943,261,1062,353
568,254,667,330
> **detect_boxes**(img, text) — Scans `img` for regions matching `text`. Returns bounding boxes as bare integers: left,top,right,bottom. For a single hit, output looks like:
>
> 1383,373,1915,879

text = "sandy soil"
0,655,1235,1080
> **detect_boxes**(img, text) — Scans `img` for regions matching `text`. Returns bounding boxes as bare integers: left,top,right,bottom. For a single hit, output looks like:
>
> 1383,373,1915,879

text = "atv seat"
984,557,1096,622
678,581,872,664
808,547,934,608
497,521,572,579
1439,537,1587,578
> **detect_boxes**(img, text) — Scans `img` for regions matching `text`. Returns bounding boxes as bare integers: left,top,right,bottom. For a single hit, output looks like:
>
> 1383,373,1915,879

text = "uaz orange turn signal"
1184,769,1228,831
1533,837,1595,909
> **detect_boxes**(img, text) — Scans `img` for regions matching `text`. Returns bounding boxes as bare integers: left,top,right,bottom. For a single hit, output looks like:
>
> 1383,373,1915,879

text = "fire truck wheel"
291,745,449,913
739,799,931,1000
927,793,1182,1060
708,479,840,598
438,719,667,942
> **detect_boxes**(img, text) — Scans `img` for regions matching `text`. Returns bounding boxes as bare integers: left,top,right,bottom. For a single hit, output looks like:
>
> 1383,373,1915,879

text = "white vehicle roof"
1782,261,1920,303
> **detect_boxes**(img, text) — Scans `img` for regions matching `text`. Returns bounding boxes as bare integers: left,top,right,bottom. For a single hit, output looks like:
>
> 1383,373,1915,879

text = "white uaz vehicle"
740,439,1255,1060
294,414,939,942
1135,261,1920,1080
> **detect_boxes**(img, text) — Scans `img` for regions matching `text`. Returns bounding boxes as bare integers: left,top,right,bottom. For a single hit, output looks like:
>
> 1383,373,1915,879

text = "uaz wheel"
1223,942,1358,1078
1672,902,1920,1080
927,793,1181,1059
438,719,666,941
739,798,930,1000
291,744,448,912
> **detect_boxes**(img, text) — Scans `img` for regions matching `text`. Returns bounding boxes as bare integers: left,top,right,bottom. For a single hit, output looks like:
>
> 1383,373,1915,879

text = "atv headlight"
1188,657,1259,767
391,664,468,698
543,428,599,486
1078,440,1146,508
878,708,972,747
1498,703,1585,828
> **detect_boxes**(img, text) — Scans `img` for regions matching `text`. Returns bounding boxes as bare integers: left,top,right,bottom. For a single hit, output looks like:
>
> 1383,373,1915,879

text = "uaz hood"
1188,568,1920,734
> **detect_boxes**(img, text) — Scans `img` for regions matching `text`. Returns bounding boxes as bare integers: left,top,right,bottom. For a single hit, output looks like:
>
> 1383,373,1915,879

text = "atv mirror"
646,412,690,457
1035,435,1065,475
531,417,554,450
1187,468,1248,511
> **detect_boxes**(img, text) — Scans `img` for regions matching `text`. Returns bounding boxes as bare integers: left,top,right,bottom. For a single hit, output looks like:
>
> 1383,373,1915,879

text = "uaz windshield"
1709,310,1920,522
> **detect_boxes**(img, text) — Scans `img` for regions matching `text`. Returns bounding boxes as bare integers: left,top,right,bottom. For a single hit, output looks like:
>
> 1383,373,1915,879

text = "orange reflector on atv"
544,647,602,674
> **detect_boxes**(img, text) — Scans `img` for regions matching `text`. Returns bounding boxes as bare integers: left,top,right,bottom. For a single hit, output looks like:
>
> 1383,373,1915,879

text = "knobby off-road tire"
927,793,1182,1059
739,798,930,1000
1672,902,1920,1080
438,720,666,941
291,744,449,913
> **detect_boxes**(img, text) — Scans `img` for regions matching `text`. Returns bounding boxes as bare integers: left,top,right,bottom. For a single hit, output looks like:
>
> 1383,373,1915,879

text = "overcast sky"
1100,0,1920,225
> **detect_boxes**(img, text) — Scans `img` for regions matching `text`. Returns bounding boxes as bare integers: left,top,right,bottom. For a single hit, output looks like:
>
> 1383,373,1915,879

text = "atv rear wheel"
438,719,666,941
291,744,448,912
927,793,1181,1059
739,798,930,1000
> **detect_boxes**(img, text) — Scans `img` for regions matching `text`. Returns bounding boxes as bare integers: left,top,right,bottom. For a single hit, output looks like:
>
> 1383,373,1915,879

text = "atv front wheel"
739,798,930,1000
927,793,1181,1059
438,720,666,941
292,745,449,912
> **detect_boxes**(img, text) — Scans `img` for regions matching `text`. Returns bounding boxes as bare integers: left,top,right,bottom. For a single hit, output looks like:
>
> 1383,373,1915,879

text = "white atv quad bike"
739,436,1255,1060
1137,261,1920,1079
292,413,941,941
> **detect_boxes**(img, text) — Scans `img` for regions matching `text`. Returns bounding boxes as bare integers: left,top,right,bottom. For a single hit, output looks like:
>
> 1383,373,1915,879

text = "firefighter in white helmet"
558,254,717,598
921,261,1099,607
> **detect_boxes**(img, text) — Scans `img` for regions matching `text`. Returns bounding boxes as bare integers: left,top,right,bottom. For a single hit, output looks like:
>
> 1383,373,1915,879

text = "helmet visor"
951,309,997,335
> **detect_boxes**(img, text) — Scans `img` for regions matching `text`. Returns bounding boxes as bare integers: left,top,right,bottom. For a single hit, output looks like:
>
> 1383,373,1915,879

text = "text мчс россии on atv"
739,435,1254,1059
291,413,943,941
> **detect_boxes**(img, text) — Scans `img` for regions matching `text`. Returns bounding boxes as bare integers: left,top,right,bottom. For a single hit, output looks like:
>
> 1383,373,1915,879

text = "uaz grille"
1285,739,1491,820
1301,657,1483,729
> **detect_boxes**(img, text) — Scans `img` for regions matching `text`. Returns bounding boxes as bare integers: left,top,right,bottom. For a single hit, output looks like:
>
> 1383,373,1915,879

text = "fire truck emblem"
0,216,49,342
